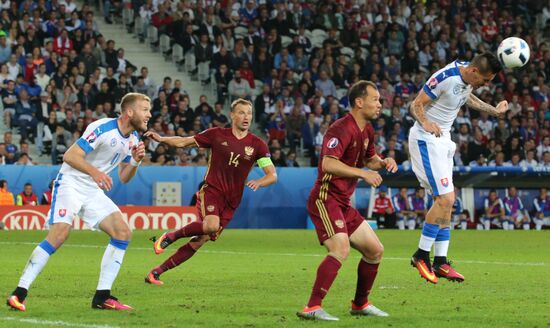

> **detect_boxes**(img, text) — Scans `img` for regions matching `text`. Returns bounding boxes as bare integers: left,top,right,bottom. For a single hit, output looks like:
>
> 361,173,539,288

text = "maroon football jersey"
310,114,376,205
194,127,270,208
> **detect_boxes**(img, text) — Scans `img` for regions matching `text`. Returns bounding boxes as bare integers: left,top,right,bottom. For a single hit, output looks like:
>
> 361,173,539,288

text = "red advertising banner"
0,206,199,230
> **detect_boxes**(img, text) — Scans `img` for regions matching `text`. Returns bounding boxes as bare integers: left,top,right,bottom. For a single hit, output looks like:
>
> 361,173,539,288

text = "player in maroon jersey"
143,99,277,285
297,81,398,321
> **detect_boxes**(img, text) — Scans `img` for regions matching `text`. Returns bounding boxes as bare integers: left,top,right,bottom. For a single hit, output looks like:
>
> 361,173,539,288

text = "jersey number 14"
228,152,240,167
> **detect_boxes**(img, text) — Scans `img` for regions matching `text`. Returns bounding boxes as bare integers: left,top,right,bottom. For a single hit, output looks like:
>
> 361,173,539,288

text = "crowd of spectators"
1,0,550,169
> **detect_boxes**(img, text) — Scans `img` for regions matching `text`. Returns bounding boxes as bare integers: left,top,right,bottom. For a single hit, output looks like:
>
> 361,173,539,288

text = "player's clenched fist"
495,100,509,115
132,141,146,162
362,171,383,188
92,170,113,191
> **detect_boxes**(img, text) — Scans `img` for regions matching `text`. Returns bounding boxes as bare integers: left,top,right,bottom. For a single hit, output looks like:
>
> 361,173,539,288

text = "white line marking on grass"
378,286,401,289
0,242,546,267
1,316,119,328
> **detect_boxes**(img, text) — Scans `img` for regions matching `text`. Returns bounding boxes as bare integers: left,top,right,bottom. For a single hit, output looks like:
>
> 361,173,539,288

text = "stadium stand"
0,0,549,169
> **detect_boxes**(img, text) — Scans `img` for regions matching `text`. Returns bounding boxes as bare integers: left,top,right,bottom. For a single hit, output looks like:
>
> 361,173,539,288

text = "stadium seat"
172,44,183,67
134,16,143,37
281,35,292,48
340,47,354,57
159,34,171,58
148,26,159,51
198,61,210,82
122,8,134,27
312,29,328,39
184,52,197,73
254,79,263,97
311,36,324,49
234,26,247,38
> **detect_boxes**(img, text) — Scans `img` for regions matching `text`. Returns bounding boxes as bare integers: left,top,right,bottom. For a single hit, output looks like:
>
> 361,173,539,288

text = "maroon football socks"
167,221,205,241
154,243,197,274
353,260,379,306
307,255,342,308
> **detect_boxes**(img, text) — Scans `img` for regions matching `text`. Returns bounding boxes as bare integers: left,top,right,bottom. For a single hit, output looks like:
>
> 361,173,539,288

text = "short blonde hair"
230,98,253,112
120,93,151,112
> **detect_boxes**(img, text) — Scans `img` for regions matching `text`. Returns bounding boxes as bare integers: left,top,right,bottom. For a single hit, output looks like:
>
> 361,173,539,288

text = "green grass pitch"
1,229,549,327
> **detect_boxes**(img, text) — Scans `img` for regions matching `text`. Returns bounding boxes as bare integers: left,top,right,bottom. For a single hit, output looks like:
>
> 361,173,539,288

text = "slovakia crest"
85,132,97,143
441,178,449,187
428,77,438,90
110,138,117,147
327,137,339,149
58,209,67,217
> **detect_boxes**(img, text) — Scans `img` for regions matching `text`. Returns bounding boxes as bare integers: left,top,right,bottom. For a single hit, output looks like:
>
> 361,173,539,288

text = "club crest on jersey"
85,132,97,143
110,138,117,147
441,178,449,187
335,220,345,229
453,85,462,95
245,146,254,156
428,77,438,90
58,209,67,217
364,138,370,151
327,137,339,149
207,205,215,212
128,141,134,150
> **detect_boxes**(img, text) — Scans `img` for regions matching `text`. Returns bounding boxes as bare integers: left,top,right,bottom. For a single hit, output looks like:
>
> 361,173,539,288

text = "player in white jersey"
408,53,509,284
7,93,152,311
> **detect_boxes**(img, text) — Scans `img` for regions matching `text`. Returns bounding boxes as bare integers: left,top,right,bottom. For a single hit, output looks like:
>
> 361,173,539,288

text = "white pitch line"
0,316,119,328
0,241,546,267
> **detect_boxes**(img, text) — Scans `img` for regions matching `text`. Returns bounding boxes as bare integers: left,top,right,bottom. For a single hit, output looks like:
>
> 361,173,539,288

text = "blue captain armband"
257,157,273,168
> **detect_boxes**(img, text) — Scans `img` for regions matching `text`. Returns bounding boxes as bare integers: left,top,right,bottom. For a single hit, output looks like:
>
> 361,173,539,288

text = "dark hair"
348,80,378,108
0,180,6,188
470,52,502,75
24,182,32,187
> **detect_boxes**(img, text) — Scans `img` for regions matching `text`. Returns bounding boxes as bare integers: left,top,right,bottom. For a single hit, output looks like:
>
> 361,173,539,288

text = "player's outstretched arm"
118,141,146,184
410,90,442,137
466,93,508,116
364,154,398,173
322,156,383,187
144,131,198,148
246,162,277,191
63,144,113,190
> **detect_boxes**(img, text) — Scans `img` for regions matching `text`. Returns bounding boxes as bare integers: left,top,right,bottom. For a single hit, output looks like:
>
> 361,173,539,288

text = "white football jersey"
59,118,139,188
418,60,473,135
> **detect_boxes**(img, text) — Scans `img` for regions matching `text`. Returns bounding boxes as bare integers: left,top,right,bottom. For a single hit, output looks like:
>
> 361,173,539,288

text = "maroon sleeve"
364,125,376,159
322,126,350,160
255,138,271,161
194,127,219,148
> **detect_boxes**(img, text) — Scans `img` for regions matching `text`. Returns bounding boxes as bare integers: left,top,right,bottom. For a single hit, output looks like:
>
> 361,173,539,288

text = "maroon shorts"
195,185,236,241
307,196,365,244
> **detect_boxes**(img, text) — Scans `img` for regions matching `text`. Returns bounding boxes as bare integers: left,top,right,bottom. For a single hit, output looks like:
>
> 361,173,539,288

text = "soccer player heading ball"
143,98,277,285
409,52,508,283
297,81,398,321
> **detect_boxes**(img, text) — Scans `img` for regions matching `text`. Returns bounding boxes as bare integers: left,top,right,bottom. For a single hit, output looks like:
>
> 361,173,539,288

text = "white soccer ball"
497,37,530,69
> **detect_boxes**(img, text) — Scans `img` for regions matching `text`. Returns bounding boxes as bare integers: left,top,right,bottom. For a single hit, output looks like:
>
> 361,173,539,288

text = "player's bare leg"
348,221,388,317
297,233,348,321
7,222,71,311
154,215,220,254
92,212,133,310
146,235,210,285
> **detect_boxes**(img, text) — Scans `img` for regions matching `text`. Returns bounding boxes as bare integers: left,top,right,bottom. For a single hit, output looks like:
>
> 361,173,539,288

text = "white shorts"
46,173,120,230
408,125,456,196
